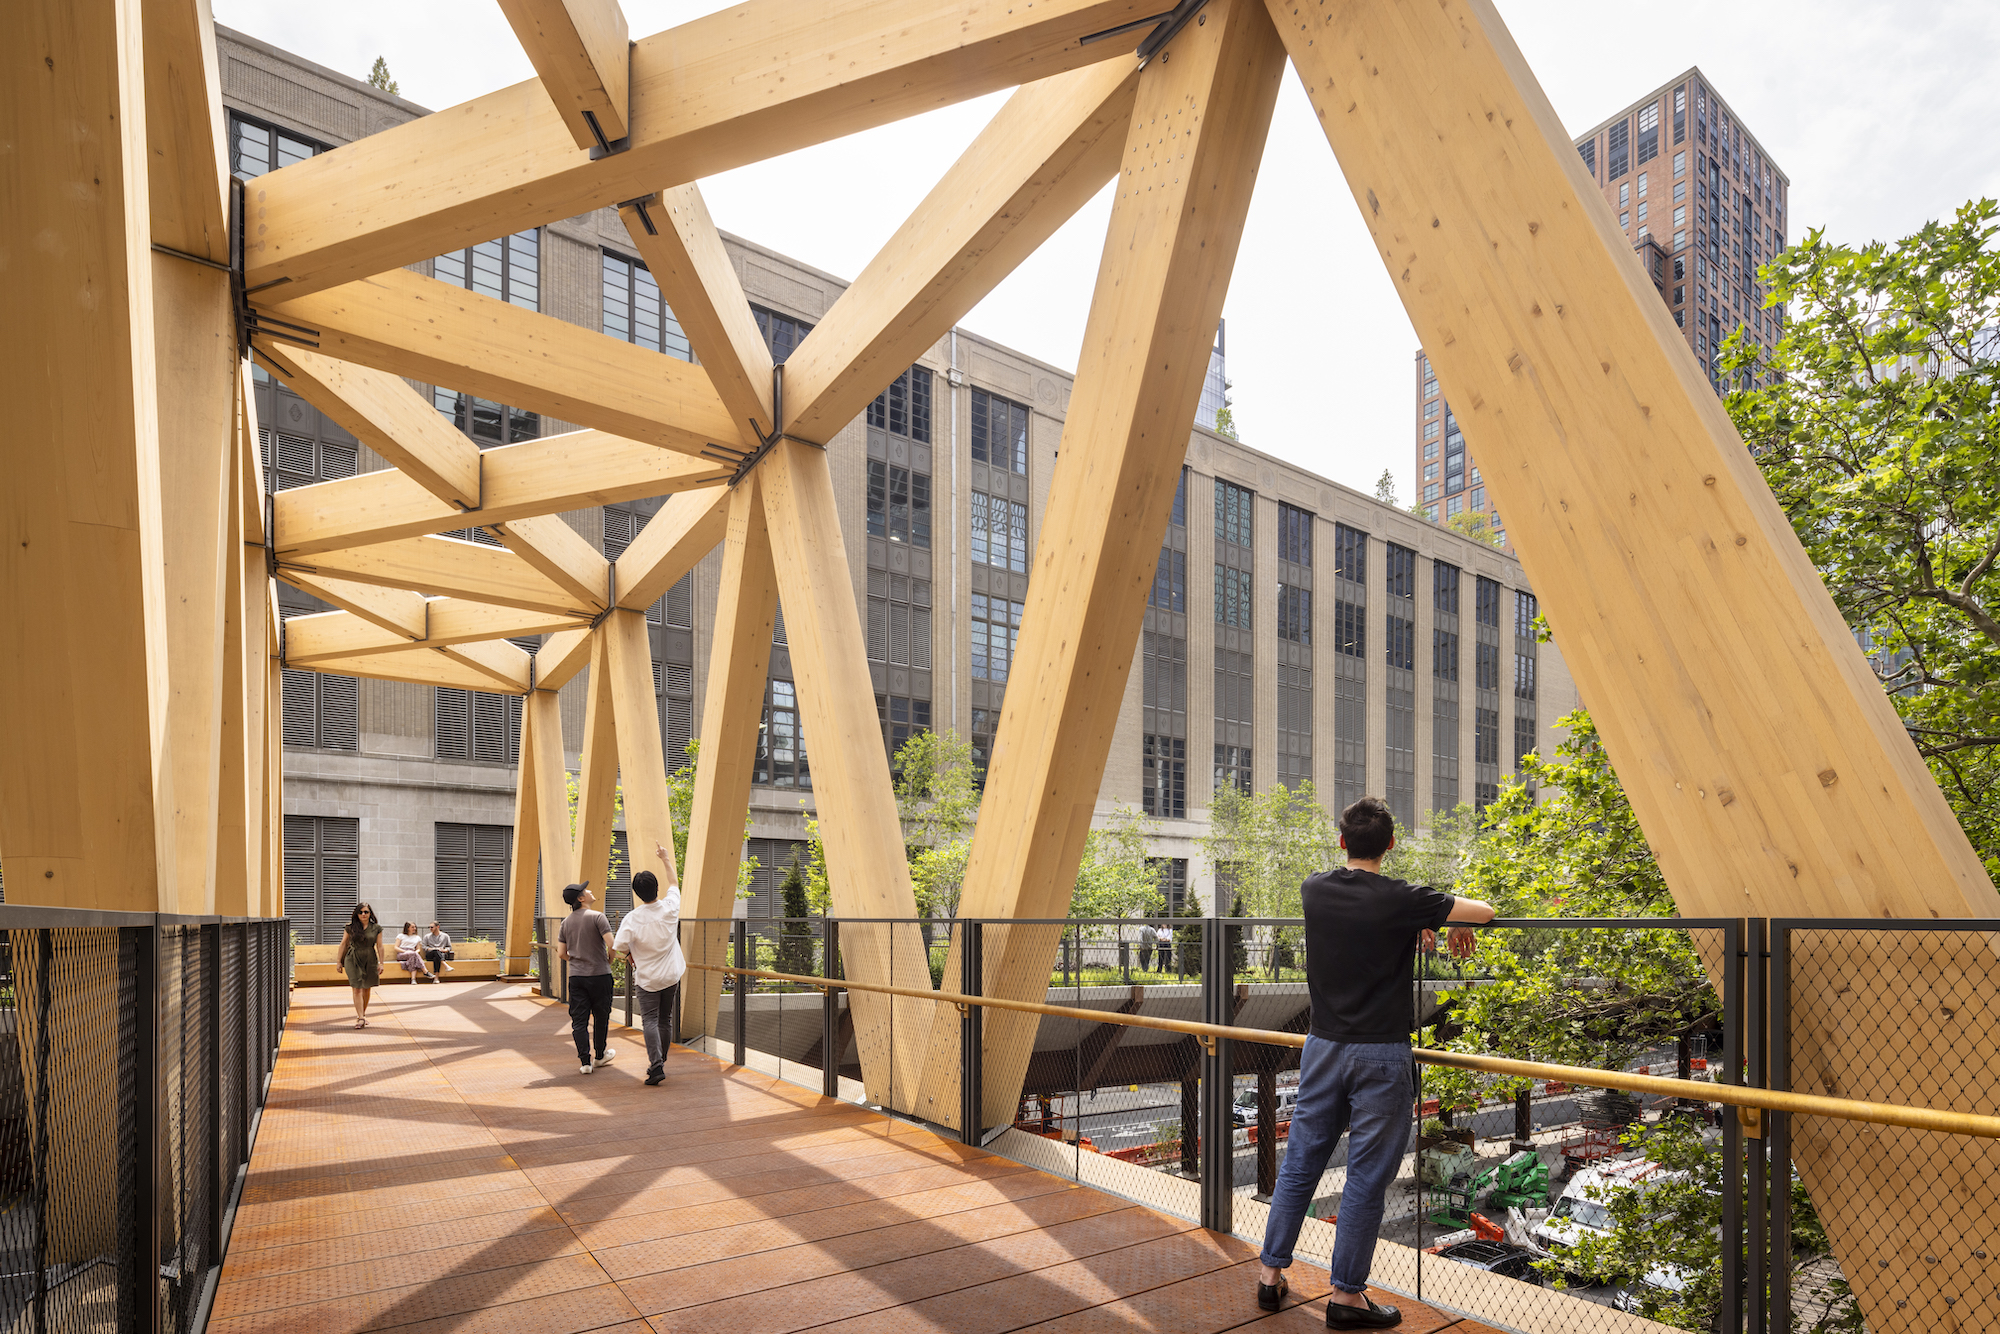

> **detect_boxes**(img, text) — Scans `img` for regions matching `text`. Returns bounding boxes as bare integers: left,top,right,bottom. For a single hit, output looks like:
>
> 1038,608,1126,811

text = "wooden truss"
7,0,1998,1322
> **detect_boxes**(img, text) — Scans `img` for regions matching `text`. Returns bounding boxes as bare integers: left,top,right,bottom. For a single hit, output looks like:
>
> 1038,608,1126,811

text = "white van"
1232,1084,1300,1127
1530,1157,1678,1258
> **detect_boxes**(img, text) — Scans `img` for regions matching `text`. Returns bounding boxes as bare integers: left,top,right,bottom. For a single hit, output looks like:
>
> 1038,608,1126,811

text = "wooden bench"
293,940,502,985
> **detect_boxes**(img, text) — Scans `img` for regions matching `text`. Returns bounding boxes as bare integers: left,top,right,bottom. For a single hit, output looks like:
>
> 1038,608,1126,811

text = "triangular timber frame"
6,0,1996,1324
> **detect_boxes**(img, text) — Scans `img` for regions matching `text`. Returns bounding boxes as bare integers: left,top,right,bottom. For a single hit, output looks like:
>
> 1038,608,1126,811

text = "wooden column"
571,629,620,895
604,607,679,894
1,0,175,909
502,696,544,973
925,0,1288,1130
759,439,931,1112
679,478,777,1046
215,366,253,917
1268,2,1998,1326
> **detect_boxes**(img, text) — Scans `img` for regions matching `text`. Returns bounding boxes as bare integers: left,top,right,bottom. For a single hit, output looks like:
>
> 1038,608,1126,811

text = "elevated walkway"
211,983,1503,1334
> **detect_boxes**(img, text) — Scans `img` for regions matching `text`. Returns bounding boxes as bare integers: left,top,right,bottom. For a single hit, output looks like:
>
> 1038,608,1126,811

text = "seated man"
419,921,454,982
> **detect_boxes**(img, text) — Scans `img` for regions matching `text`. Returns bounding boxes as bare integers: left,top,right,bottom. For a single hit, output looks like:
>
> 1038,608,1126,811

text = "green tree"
1443,508,1506,548
894,728,982,918
661,736,757,897
367,56,399,95
1069,806,1160,925
1213,406,1238,439
774,856,816,974
1724,198,2000,876
1375,469,1399,506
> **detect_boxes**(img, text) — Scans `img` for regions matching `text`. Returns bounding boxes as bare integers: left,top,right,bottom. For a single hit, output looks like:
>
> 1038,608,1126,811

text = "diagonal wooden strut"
759,440,933,1111
921,0,1289,1132
241,0,1164,296
261,343,483,509
782,59,1140,445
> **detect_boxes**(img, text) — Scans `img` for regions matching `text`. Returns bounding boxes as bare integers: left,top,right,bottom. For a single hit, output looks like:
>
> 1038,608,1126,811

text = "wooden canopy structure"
6,0,1996,1326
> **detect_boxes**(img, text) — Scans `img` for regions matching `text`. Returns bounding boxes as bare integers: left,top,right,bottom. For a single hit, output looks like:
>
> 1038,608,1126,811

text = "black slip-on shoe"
644,1068,665,1086
1325,1298,1400,1329
1257,1277,1288,1312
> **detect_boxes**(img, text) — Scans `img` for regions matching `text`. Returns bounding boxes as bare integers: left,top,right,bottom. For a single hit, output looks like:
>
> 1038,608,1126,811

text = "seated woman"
394,922,430,981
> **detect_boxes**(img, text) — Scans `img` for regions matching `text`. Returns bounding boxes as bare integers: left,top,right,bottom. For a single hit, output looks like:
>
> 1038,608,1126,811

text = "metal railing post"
1720,917,1744,1334
1199,914,1232,1234
732,919,748,1067
1746,918,1769,1334
959,920,983,1145
204,922,223,1268
129,923,163,1334
821,920,841,1099
1769,921,1793,1334
32,929,51,1332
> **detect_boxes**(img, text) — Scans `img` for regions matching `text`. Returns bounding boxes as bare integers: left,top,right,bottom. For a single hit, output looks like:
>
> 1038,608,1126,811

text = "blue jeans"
1260,1035,1414,1294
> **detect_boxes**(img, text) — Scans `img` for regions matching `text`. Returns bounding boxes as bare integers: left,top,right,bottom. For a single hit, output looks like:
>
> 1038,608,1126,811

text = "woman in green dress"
339,902,386,1028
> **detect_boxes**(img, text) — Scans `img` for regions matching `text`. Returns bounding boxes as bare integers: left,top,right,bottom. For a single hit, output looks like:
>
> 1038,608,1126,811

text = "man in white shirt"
613,843,686,1086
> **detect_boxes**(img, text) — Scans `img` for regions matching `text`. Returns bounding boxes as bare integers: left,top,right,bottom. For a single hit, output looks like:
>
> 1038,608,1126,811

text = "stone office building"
220,27,1578,944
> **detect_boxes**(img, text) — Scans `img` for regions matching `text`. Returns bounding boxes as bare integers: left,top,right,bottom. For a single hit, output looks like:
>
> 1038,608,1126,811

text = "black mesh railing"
0,908,289,1334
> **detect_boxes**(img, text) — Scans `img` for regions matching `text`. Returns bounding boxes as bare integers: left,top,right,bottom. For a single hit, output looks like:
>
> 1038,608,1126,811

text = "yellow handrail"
688,961,2000,1140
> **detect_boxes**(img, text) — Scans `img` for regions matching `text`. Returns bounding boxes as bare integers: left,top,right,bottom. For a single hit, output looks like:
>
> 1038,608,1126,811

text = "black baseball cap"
562,880,591,908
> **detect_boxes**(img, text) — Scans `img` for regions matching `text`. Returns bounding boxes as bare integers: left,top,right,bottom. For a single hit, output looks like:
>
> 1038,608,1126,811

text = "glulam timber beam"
278,571,428,638
502,696,544,971
526,688,575,886
241,0,1161,297
286,648,524,693
497,0,630,152
572,630,620,895
783,60,1138,443
272,429,727,557
255,268,741,457
927,0,1287,1133
2,0,172,910
215,367,254,917
533,627,594,693
605,609,678,895
678,476,778,1045
618,188,774,443
261,342,482,509
142,0,229,260
1272,2,1996,1325
284,534,594,616
438,639,535,692
283,602,582,664
492,514,610,611
613,485,731,612
760,440,933,1108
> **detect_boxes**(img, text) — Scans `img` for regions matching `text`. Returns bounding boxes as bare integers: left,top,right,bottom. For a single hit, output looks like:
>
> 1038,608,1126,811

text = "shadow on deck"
210,982,1503,1334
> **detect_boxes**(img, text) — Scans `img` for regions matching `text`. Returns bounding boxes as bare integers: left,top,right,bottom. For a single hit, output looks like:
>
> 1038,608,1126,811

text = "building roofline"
1571,64,1789,187
215,24,436,120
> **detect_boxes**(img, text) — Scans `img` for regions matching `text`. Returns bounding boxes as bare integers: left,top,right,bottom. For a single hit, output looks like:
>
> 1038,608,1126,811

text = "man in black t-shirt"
1256,797,1495,1329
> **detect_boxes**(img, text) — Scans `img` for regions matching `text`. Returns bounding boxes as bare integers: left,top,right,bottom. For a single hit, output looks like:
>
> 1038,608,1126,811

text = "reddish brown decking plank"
221,1204,571,1279
1006,1257,1335,1332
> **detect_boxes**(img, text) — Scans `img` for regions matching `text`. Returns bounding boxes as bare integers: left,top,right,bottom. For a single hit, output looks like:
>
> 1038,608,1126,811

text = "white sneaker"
579,1062,593,1075
595,1046,616,1066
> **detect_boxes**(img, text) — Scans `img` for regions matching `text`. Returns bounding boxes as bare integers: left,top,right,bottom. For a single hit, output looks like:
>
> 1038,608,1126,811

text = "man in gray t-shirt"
557,882,617,1073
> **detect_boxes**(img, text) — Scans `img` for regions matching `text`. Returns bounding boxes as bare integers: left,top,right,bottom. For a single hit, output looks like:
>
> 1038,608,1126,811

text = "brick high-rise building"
1414,68,1789,540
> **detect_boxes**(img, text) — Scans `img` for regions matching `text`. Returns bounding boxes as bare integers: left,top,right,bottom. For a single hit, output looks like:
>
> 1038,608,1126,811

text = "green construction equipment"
1475,1150,1552,1209
1420,1141,1481,1228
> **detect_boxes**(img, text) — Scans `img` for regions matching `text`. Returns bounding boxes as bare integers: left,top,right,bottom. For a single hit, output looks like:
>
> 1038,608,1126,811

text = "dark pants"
423,948,451,976
569,972,613,1065
1138,946,1154,971
638,982,679,1076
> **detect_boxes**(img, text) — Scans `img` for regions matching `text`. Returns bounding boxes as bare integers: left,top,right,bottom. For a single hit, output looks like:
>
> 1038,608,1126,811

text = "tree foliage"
366,56,399,95
663,737,757,895
1723,198,2000,876
1375,469,1399,507
1443,508,1507,548
1068,806,1161,927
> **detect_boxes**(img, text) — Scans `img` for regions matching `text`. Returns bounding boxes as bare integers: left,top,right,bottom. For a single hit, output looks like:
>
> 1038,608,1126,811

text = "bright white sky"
220,0,2000,498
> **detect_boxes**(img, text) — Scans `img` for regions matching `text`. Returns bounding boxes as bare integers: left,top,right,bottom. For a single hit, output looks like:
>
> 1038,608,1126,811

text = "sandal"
1258,1276,1289,1312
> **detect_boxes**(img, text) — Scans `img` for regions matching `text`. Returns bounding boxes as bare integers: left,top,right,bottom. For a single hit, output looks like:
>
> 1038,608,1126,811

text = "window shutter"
472,849,509,941
317,817,360,942
772,602,786,645
867,597,887,661
434,822,471,938
282,815,319,940
319,674,358,750
435,687,470,759
276,433,315,486
911,608,931,670
472,691,509,763
319,441,358,480
889,603,908,665
665,573,693,628
667,696,693,773
603,832,633,919
281,670,317,747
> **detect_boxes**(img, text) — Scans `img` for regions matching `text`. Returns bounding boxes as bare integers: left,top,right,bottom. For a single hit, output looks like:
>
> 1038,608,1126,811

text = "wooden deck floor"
213,982,1503,1334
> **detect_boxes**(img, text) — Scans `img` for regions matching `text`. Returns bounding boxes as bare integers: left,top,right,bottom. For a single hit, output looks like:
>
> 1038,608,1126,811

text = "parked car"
1231,1084,1299,1127
1613,1263,1695,1314
1532,1157,1682,1276
1435,1239,1547,1286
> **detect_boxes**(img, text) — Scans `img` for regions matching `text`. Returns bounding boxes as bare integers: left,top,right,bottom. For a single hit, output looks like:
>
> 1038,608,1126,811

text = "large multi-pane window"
1432,561,1461,812
1144,468,1189,817
1215,567,1254,630
229,111,325,180
970,492,1027,572
1384,544,1418,828
970,390,1028,474
859,565,928,673
1473,575,1503,809
756,678,808,788
877,693,931,760
752,304,814,363
1276,502,1315,786
602,251,691,360
1214,480,1256,792
1215,480,1254,548
434,823,512,942
868,367,933,443
282,816,358,945
432,230,542,446
1332,523,1368,810
1514,590,1541,790
970,594,1022,683
1278,502,1312,565
972,707,998,791
1276,585,1311,643
868,462,932,547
